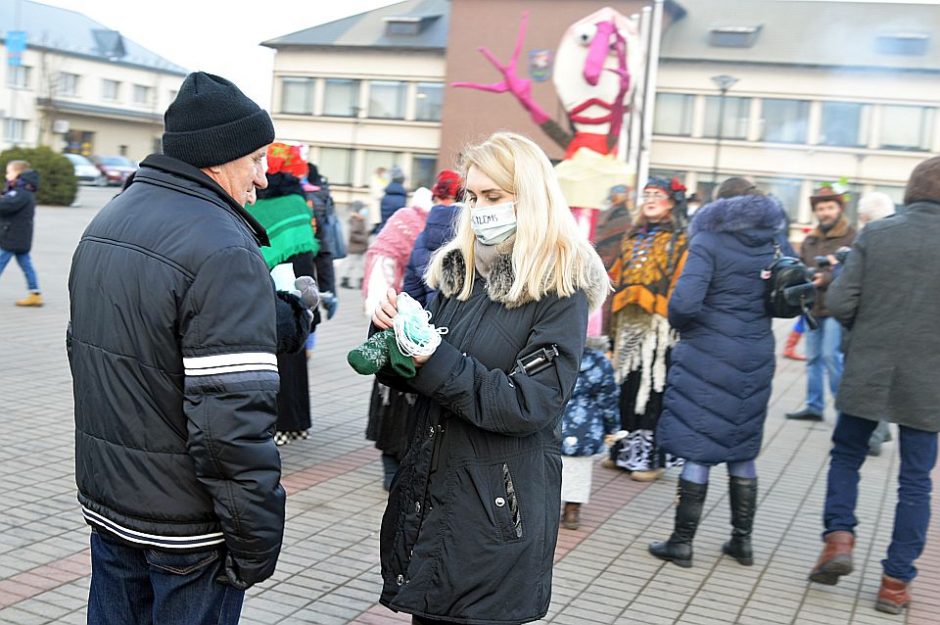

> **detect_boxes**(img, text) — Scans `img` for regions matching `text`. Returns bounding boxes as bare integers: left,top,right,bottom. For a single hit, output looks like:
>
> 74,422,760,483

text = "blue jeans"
88,530,244,625
0,248,39,291
823,413,938,582
804,316,843,413
681,460,757,484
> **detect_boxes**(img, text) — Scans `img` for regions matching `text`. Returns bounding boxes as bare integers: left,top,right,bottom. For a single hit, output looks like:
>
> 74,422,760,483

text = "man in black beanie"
68,72,309,624
809,155,940,615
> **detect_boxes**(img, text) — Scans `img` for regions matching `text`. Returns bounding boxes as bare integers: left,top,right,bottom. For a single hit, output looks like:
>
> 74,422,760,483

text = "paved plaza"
0,187,937,625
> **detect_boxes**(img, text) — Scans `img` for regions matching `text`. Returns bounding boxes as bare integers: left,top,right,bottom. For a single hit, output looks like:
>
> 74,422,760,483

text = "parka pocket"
467,461,524,543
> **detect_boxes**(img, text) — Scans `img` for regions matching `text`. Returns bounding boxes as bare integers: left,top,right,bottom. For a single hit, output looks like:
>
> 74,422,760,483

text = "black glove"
215,554,250,590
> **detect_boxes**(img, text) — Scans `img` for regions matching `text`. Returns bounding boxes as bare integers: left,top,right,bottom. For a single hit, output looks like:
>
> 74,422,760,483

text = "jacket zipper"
502,463,523,539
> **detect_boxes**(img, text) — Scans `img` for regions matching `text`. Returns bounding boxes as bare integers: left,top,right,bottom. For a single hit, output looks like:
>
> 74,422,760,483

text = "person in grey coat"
808,156,940,616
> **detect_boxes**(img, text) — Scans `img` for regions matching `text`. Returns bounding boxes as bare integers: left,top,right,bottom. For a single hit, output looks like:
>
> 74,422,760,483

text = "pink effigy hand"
450,12,550,125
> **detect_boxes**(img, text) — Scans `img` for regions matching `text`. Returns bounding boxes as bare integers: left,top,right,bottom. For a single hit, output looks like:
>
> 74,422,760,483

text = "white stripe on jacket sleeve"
183,352,277,376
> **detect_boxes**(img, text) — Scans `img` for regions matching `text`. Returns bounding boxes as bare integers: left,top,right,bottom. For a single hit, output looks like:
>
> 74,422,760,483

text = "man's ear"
204,165,223,174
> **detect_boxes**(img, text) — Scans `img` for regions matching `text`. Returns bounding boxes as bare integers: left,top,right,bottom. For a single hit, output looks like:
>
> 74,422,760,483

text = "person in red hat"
785,185,857,422
402,169,463,306
365,170,465,491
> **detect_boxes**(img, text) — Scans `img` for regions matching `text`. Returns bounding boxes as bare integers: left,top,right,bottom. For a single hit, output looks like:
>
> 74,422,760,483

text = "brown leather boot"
808,531,854,585
783,330,806,360
561,502,580,530
876,575,911,614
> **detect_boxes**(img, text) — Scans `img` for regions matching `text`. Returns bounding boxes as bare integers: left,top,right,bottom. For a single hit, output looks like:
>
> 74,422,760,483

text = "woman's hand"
371,288,399,330
412,353,431,368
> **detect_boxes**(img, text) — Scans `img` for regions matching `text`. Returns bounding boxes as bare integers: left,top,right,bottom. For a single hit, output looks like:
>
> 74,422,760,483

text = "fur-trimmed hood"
437,240,610,311
689,194,787,244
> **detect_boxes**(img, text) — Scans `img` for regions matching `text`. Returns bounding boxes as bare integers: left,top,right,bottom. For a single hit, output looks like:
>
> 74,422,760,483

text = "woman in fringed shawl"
245,143,320,445
606,176,689,481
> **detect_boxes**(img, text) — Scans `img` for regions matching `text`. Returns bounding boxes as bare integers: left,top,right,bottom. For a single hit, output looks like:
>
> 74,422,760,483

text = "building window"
695,179,718,203
703,96,750,139
653,93,693,136
6,65,30,89
412,155,437,190
3,119,26,142
323,79,360,117
368,81,407,119
415,83,443,121
281,77,314,115
59,72,80,97
102,79,120,102
754,177,803,220
364,151,402,185
819,102,869,147
317,147,353,185
133,84,153,105
761,99,809,144
871,185,905,207
880,105,934,151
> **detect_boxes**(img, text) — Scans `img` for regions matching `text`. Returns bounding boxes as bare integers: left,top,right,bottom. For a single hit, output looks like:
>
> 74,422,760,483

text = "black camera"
783,283,818,329
814,248,850,268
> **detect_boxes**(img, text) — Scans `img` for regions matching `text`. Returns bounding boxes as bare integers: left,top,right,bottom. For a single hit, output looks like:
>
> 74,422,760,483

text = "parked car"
89,155,138,186
64,153,106,186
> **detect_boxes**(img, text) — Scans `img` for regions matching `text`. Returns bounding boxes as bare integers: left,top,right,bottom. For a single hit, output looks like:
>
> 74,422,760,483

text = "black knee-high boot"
722,476,757,566
649,479,708,568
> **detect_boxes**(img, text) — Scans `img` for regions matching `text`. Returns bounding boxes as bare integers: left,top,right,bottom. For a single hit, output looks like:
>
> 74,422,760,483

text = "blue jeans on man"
0,248,39,291
824,413,938,582
88,530,244,625
804,316,843,414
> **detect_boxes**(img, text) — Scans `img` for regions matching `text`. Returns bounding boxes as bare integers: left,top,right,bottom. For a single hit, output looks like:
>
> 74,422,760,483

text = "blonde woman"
370,132,607,625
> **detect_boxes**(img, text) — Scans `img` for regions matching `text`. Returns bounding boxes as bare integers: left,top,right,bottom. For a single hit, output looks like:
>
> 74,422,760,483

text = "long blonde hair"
426,132,605,304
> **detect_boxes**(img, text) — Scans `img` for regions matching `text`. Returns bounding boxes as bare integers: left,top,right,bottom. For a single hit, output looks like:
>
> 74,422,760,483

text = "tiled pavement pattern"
0,187,936,625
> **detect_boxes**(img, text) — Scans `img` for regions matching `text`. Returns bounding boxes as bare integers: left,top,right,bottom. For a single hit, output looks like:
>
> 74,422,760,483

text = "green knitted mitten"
347,329,417,379
347,330,391,375
385,330,417,379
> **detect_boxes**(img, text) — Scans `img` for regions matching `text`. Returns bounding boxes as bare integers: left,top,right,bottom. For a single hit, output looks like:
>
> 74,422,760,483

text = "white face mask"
470,201,517,246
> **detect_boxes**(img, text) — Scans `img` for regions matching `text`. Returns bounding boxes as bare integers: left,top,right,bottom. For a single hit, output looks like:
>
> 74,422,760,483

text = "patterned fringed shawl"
609,222,688,413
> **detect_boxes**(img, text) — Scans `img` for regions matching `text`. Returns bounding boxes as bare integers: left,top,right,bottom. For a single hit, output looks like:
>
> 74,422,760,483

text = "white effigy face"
552,7,643,138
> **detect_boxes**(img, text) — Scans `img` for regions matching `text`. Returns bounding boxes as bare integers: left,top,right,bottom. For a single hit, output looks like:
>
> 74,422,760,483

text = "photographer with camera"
785,185,857,422
807,157,940,615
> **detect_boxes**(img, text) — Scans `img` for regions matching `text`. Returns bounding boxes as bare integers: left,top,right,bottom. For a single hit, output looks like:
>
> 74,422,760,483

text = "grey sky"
33,0,940,109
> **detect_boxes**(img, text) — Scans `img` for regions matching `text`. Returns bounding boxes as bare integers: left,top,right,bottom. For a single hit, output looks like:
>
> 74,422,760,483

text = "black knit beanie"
162,72,275,168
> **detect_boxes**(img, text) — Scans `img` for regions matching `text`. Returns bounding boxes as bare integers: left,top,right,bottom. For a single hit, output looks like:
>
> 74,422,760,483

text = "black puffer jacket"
377,241,608,624
0,169,40,253
68,154,292,589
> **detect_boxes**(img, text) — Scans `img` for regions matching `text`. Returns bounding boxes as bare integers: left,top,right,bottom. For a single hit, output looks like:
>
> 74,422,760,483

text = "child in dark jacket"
0,160,42,306
560,336,620,529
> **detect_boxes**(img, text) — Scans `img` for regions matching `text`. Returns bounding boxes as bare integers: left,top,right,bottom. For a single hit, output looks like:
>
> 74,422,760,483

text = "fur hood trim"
438,242,610,311
689,194,787,238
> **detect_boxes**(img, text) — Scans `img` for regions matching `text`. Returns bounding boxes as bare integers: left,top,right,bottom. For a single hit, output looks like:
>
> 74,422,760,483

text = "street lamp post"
710,74,739,196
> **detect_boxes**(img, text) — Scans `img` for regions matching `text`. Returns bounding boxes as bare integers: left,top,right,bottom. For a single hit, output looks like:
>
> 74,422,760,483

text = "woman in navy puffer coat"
649,190,787,570
402,203,459,306
402,169,463,307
